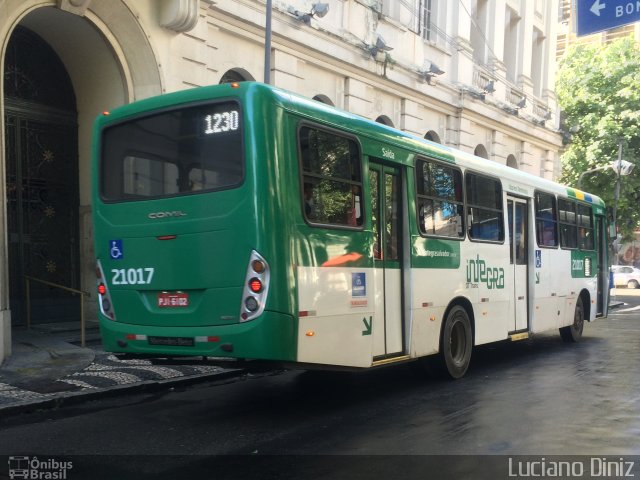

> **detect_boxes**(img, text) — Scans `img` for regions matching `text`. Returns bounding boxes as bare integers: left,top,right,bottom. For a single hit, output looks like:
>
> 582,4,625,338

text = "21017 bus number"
204,111,239,135
111,267,155,285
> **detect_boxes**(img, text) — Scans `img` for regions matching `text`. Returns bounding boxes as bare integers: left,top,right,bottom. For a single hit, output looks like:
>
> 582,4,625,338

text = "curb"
0,368,243,419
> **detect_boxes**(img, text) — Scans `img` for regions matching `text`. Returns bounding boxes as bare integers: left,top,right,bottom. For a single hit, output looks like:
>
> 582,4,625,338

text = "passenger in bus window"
347,185,362,226
304,182,316,219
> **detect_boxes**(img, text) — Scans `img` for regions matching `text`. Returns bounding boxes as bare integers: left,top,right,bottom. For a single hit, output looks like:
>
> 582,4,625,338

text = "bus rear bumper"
98,311,296,362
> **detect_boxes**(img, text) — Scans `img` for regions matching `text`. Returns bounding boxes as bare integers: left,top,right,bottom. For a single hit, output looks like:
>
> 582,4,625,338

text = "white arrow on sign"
590,0,606,16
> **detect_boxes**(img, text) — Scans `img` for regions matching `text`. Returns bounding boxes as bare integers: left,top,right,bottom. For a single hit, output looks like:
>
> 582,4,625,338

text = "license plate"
148,336,194,347
158,292,189,308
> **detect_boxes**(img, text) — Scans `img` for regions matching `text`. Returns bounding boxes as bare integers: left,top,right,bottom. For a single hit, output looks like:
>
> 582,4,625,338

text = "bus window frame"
464,170,506,245
414,156,465,241
534,190,559,249
577,202,595,251
558,197,579,250
296,121,365,231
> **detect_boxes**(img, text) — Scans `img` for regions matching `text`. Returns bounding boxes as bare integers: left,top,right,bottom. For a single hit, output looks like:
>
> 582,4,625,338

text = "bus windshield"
100,100,243,201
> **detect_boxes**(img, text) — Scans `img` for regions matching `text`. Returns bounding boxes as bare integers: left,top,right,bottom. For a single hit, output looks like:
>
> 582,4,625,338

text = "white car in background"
611,265,640,289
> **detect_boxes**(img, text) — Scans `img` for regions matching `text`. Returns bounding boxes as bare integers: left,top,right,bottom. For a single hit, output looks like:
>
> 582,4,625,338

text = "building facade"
0,0,562,363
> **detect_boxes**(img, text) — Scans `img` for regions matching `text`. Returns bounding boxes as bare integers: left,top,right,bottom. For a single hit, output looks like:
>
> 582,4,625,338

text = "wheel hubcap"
450,319,466,365
574,308,584,332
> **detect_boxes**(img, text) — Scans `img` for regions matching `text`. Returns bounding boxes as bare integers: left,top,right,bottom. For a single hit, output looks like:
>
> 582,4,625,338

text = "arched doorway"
375,115,394,127
219,68,255,83
424,130,441,144
312,94,334,106
474,144,489,159
4,26,79,325
506,154,518,169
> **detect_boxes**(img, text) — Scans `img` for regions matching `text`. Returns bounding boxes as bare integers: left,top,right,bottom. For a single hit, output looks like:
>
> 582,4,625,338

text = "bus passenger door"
507,197,529,332
369,162,404,359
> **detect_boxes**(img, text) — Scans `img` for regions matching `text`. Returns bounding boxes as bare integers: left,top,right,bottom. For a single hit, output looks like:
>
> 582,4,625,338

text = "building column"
518,0,534,98
457,115,475,153
271,49,301,91
449,0,474,85
401,99,423,137
488,0,508,101
344,78,373,118
492,130,507,164
0,312,10,365
519,140,535,174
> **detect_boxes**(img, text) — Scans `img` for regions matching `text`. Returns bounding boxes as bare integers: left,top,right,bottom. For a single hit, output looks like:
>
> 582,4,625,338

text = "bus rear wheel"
560,296,584,343
437,306,473,379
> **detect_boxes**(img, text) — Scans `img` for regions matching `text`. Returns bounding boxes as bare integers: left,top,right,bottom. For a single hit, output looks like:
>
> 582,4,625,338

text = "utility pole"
611,138,623,235
264,0,272,84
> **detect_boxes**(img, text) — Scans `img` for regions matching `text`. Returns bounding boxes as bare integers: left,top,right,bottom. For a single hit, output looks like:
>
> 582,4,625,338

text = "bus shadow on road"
290,331,607,403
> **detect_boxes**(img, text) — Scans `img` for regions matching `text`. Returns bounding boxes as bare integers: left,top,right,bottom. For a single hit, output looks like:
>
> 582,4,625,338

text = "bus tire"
560,296,584,343
438,305,473,379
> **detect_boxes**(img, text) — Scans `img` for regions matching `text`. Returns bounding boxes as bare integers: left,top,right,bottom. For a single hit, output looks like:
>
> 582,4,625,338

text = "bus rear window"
100,101,243,201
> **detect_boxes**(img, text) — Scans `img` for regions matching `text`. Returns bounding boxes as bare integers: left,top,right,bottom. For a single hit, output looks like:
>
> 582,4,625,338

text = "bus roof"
267,84,605,209
97,81,604,208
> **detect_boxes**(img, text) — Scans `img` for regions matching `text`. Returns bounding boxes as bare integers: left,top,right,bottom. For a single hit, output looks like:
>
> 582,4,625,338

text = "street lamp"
264,2,329,84
577,159,635,189
577,140,635,240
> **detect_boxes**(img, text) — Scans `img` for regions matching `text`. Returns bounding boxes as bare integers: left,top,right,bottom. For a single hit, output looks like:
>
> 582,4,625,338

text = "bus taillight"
244,297,259,312
251,259,266,273
240,251,270,322
96,260,117,321
248,278,263,293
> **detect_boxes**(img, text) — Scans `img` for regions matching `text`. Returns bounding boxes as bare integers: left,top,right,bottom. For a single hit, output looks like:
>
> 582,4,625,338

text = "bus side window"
558,198,578,249
465,172,503,242
298,125,363,227
535,191,558,248
415,158,464,238
558,199,578,249
577,203,594,250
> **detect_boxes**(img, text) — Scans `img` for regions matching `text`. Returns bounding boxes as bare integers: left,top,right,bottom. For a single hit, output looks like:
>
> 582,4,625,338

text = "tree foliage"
556,38,640,239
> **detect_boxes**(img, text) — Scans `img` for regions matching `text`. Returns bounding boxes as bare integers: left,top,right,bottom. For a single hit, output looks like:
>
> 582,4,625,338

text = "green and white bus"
93,82,609,378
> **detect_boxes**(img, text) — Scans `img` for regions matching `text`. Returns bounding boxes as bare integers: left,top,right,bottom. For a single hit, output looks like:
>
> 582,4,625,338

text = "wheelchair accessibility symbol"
110,240,123,260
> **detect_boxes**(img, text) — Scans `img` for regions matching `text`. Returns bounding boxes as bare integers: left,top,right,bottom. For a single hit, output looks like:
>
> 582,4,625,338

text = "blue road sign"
576,0,640,37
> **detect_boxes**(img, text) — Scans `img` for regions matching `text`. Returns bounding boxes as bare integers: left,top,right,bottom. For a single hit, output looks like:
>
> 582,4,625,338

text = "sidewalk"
0,322,240,417
610,287,640,309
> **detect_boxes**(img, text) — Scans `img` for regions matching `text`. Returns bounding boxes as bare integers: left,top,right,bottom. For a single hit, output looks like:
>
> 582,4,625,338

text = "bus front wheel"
560,296,584,343
438,306,473,379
